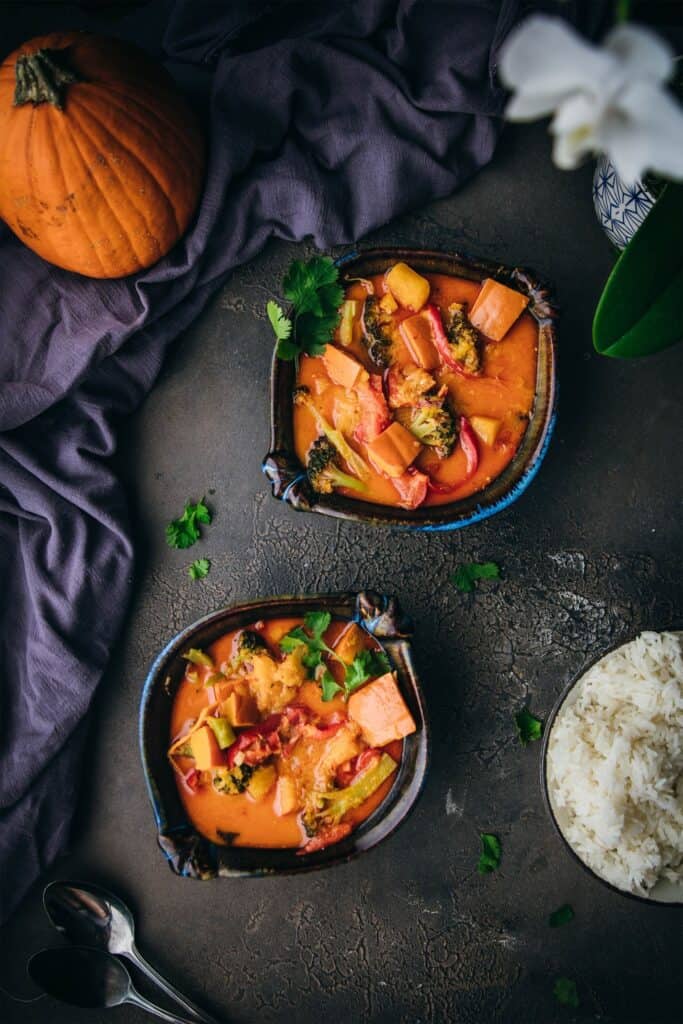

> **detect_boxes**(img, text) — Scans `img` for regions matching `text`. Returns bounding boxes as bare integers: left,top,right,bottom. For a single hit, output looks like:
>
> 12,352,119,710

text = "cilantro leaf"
451,561,500,593
477,832,501,874
276,338,300,361
320,669,342,701
283,256,339,309
344,648,391,696
267,300,292,343
303,610,332,638
553,978,579,1008
188,558,210,580
515,707,544,746
166,499,212,550
296,311,341,355
549,904,574,927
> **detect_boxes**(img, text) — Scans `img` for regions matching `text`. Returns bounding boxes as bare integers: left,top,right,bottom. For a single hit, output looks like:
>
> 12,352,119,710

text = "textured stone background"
1,3,682,1023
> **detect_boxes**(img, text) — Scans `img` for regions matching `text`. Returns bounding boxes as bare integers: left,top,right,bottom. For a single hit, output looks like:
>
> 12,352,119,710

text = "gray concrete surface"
1,4,682,1023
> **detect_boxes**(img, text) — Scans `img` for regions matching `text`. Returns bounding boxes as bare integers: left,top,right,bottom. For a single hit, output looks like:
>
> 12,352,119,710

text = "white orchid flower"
499,15,683,185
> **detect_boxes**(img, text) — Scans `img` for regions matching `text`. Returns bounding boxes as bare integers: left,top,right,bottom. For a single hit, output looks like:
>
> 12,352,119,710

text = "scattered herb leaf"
344,648,391,696
553,978,579,1008
320,670,342,702
188,558,211,580
477,832,501,874
549,904,574,928
268,256,343,360
515,706,544,746
451,561,500,593
166,499,211,549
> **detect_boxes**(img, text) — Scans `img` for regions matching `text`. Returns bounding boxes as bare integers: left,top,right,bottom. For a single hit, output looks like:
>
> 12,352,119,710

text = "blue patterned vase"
592,155,656,249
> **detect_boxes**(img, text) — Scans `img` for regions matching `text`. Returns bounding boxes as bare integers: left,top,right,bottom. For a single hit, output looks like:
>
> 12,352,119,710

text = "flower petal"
601,81,683,183
552,123,596,170
604,24,674,85
499,15,613,98
550,93,600,136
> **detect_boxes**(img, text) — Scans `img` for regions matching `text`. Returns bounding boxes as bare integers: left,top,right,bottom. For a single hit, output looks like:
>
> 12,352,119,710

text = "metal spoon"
28,946,199,1023
43,881,220,1024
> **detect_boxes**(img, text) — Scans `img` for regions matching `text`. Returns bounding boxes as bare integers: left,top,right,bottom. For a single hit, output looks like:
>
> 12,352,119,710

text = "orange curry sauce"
293,273,538,506
169,617,402,848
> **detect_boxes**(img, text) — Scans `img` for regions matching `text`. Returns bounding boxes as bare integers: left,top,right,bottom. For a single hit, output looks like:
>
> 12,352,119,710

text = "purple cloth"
0,0,517,922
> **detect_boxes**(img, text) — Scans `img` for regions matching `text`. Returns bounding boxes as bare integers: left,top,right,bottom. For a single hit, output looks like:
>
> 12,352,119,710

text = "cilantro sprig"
166,499,212,550
280,611,390,702
267,256,344,360
477,832,501,874
515,707,544,746
188,558,210,580
451,561,500,593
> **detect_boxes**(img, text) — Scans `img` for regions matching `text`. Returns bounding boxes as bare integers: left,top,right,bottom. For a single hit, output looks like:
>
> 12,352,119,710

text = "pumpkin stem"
14,48,82,110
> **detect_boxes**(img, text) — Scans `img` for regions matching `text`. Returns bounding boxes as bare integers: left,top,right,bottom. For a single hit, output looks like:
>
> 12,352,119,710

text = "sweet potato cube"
273,775,300,816
347,673,417,747
399,313,439,369
333,622,367,665
367,421,422,478
379,292,398,314
323,345,367,389
468,279,529,341
220,688,259,727
188,725,227,771
469,415,501,446
385,262,430,312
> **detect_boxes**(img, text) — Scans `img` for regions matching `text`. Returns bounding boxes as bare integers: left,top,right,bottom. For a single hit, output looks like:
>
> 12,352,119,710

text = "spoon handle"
128,946,221,1024
127,987,202,1024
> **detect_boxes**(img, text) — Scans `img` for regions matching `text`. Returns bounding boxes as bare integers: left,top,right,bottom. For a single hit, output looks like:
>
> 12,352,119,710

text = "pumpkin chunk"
220,687,259,727
469,415,501,445
188,725,227,771
347,673,417,747
385,262,430,312
332,622,367,665
468,279,529,341
366,421,422,478
273,774,300,816
399,312,439,369
323,345,368,389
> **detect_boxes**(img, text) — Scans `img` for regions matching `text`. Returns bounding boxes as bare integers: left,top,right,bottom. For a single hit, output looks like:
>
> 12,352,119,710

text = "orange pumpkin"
0,32,205,278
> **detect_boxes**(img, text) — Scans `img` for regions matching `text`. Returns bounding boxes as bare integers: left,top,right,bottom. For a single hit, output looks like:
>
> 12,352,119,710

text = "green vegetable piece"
477,832,501,874
593,183,683,358
188,558,210,580
166,498,212,549
549,904,574,927
320,669,342,702
206,716,236,750
304,610,332,637
553,978,579,1008
182,648,214,669
317,753,397,822
451,561,500,593
212,764,254,795
338,299,359,346
344,648,391,697
515,707,544,746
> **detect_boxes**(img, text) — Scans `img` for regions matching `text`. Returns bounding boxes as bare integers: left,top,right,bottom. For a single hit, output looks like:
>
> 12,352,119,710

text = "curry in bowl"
168,610,416,855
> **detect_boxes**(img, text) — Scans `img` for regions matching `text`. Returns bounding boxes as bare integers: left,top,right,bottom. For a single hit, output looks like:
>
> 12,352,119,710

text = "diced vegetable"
366,421,422,478
212,764,254,795
379,292,398,314
188,725,227,771
385,262,430,311
468,278,529,341
391,468,429,509
182,648,214,668
385,364,436,409
206,716,237,750
332,622,367,665
337,300,359,347
469,415,501,445
316,752,398,821
273,775,300,816
323,345,367,388
294,387,369,479
247,764,277,801
220,688,259,727
347,673,417,746
353,375,392,444
443,303,481,374
399,312,439,369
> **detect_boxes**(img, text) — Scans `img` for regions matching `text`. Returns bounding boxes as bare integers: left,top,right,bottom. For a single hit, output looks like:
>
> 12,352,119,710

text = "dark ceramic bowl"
139,591,429,878
540,632,683,906
263,247,558,530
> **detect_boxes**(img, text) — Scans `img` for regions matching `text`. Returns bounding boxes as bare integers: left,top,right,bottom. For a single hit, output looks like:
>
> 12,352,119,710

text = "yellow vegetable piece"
385,262,430,312
247,764,277,801
379,292,398,314
469,415,501,446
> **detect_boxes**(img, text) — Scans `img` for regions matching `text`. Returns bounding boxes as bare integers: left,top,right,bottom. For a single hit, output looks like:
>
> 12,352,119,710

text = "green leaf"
477,832,501,874
451,561,500,593
275,338,300,361
188,558,210,580
266,300,292,343
344,648,391,696
515,707,543,746
283,256,338,309
279,628,308,653
303,610,332,640
166,498,212,549
549,904,574,928
321,670,342,702
553,978,579,1008
297,311,341,355
593,183,683,358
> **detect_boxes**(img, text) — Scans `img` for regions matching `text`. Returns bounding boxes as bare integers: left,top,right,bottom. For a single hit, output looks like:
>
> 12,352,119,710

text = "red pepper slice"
423,304,477,377
306,713,346,741
183,768,200,792
427,416,479,495
226,714,283,767
297,822,353,856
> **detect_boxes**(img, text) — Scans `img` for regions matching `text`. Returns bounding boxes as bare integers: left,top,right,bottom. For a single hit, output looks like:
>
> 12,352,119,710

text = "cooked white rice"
547,631,683,896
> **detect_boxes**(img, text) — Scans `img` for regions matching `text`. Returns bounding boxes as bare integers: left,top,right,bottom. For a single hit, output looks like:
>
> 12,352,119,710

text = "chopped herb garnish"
451,561,500,593
166,498,211,549
268,256,344,360
549,904,574,927
515,706,544,746
553,978,579,1008
280,612,390,701
477,832,501,874
188,558,211,580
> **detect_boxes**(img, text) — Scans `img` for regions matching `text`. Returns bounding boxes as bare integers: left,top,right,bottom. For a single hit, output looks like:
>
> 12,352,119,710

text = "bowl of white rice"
543,630,683,903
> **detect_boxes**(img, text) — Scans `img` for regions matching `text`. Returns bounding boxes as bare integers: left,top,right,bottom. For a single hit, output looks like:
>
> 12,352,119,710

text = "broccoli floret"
212,764,254,795
303,753,398,835
444,303,481,373
306,437,368,496
231,629,269,671
396,400,458,459
361,297,395,367
293,386,369,480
